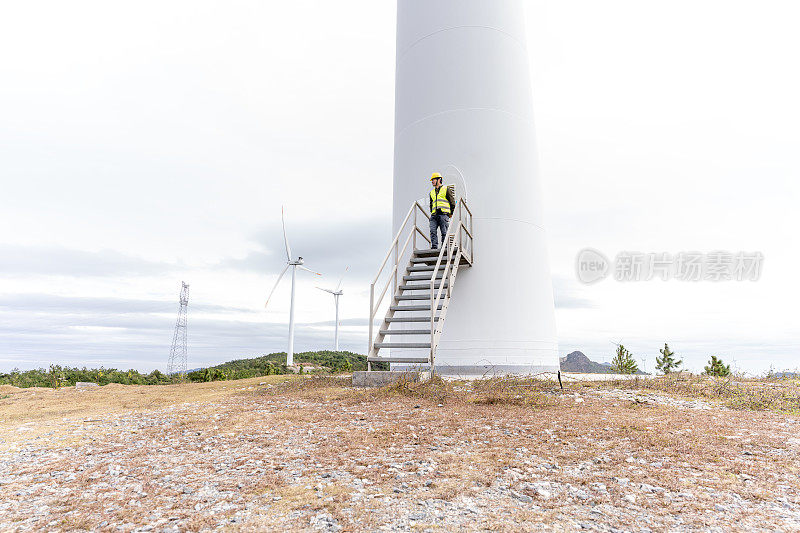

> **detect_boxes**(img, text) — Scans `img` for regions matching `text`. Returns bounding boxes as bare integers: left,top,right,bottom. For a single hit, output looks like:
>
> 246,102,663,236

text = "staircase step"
410,256,444,264
412,257,469,267
379,329,430,335
390,304,443,312
414,247,460,256
414,248,444,257
404,274,444,281
386,317,439,323
367,356,430,363
410,254,471,267
374,342,431,349
399,283,447,290
395,294,434,301
408,265,446,272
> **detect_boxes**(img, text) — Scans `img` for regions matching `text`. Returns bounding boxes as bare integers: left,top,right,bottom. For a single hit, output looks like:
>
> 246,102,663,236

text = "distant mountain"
560,351,649,374
560,351,613,373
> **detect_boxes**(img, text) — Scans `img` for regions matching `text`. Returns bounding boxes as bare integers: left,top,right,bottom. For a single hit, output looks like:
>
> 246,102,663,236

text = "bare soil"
1,375,799,531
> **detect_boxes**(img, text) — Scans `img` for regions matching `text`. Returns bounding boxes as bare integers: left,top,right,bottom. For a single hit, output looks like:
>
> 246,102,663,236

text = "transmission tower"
167,282,189,378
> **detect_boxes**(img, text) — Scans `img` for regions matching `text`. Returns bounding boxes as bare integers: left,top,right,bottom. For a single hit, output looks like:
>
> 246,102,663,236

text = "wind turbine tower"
389,0,559,374
317,266,349,351
265,208,321,366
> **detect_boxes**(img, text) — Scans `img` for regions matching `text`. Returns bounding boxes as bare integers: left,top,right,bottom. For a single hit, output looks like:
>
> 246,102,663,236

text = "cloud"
225,219,596,312
218,214,392,284
0,293,366,372
0,244,177,277
0,293,254,316
552,275,594,309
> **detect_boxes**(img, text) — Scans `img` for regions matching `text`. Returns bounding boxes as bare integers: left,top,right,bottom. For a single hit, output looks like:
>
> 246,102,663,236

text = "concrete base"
391,364,560,377
352,371,431,388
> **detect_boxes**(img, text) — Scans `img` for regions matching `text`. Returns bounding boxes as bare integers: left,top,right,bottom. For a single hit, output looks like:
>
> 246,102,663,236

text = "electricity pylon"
167,282,189,379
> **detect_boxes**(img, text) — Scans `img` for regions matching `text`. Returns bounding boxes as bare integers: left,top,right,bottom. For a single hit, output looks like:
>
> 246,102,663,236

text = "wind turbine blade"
281,206,292,261
264,264,290,308
336,265,350,291
298,265,321,276
316,286,336,294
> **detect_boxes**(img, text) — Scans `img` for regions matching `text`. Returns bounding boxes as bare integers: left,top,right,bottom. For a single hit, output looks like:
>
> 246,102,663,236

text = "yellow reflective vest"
430,186,451,215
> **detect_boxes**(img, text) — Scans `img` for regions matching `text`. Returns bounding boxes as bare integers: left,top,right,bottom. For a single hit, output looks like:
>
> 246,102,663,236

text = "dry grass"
381,374,455,404
0,375,295,422
598,373,800,412
378,374,561,409
258,374,352,396
0,375,296,447
3,374,800,531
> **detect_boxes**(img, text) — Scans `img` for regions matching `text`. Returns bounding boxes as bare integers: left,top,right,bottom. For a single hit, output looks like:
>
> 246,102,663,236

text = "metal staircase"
367,196,473,371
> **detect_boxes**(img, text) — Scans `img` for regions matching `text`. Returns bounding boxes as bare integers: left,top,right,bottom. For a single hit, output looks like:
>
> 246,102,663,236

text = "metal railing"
367,197,473,371
429,198,473,367
368,201,431,357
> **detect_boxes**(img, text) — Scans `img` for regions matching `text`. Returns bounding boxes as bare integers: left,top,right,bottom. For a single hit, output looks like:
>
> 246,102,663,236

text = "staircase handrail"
368,200,431,356
429,197,473,367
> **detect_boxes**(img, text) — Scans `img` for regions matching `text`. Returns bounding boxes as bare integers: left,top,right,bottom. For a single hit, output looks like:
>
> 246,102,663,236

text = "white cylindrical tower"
392,0,558,375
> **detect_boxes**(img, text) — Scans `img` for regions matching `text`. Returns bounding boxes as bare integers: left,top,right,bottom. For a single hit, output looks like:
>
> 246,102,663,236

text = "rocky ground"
1,376,799,532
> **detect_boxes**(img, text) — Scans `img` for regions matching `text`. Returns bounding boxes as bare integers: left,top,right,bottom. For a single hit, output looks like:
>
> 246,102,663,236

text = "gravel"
1,382,799,531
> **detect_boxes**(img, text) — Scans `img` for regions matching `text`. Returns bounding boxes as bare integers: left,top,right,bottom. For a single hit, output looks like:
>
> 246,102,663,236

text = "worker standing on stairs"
429,172,455,249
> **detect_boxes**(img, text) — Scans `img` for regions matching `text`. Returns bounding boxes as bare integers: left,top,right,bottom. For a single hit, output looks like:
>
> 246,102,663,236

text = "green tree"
0,350,377,388
48,365,65,389
611,344,639,374
704,356,731,377
147,369,165,384
655,343,682,374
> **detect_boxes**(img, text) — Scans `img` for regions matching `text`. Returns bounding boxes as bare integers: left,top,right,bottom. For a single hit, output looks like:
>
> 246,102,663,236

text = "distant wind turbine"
264,207,321,366
317,266,349,351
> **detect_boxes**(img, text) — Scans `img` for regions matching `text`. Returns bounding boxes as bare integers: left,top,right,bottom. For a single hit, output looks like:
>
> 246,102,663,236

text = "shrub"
655,343,682,374
0,350,373,388
611,344,639,374
48,365,66,390
704,356,731,377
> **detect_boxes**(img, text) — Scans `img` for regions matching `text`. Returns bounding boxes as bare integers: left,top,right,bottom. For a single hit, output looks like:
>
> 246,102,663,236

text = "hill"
187,350,385,382
560,351,613,373
0,351,382,389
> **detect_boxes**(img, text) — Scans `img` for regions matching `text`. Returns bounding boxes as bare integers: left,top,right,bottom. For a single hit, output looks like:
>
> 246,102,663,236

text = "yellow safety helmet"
430,172,443,182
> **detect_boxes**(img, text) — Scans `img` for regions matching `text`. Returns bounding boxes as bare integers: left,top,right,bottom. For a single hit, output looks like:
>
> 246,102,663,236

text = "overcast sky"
1,0,798,374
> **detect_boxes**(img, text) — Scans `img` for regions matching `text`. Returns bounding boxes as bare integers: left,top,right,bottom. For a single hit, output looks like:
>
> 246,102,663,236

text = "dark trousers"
429,214,450,249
